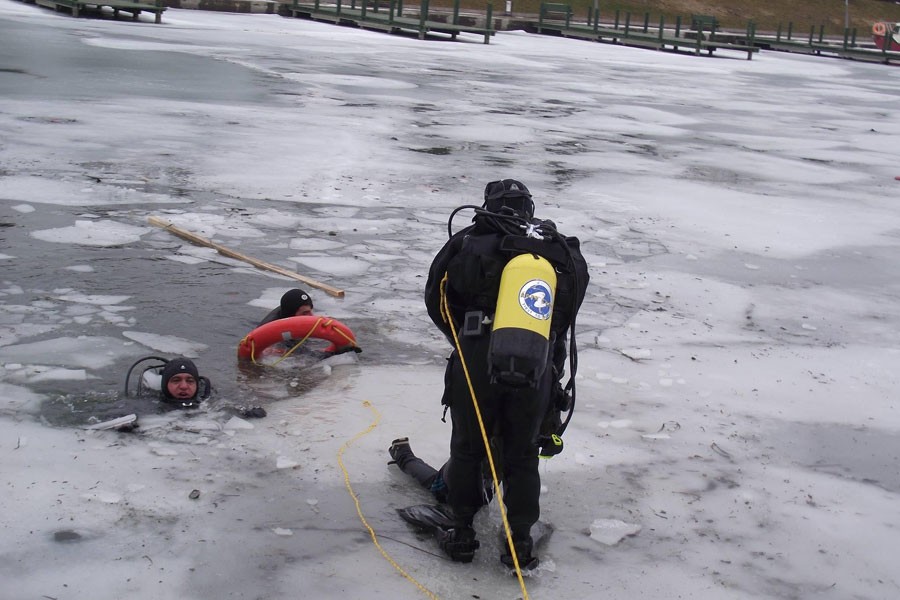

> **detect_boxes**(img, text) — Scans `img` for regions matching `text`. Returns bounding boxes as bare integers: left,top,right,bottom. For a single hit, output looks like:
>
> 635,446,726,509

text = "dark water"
0,15,427,428
1,199,406,425
0,18,270,103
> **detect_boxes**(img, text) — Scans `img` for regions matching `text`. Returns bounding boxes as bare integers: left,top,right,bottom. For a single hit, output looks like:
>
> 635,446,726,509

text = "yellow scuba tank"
489,253,557,387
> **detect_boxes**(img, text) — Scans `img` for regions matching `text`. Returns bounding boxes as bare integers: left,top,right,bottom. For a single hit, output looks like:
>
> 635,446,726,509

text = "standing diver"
396,179,588,569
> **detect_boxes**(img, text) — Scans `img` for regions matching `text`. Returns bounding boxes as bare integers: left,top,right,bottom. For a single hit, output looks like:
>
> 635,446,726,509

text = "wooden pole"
147,216,345,298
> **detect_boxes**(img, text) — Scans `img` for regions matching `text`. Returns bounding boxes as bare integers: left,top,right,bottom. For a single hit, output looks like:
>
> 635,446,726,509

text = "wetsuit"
423,213,588,541
257,306,287,327
391,449,449,503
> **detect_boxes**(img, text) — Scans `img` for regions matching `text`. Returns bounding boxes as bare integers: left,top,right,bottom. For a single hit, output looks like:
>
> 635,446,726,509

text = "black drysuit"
424,214,588,539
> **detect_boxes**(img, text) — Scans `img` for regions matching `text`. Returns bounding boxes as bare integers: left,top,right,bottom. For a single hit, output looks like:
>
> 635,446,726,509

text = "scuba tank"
141,368,163,392
488,253,557,387
442,198,589,459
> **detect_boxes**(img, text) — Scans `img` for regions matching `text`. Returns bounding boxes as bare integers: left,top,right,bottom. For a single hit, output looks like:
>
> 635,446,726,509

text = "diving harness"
444,205,583,457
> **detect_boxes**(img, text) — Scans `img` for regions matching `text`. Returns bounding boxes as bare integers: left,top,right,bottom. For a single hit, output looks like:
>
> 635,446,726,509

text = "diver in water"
159,356,206,408
88,355,212,431
123,355,266,418
124,355,211,410
258,289,315,326
249,288,360,359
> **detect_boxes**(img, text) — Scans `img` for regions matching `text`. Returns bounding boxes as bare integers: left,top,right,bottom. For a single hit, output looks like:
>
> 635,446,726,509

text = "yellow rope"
338,400,440,600
238,335,257,364
438,275,531,597
263,318,360,366
270,317,324,366
328,319,360,348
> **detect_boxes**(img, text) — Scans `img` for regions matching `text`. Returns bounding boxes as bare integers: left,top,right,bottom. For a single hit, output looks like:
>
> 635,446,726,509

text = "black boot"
435,525,480,563
388,437,414,467
500,535,538,571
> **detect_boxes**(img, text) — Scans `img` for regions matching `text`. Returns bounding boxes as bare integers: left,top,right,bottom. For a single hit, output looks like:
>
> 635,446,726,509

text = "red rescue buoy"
237,315,358,361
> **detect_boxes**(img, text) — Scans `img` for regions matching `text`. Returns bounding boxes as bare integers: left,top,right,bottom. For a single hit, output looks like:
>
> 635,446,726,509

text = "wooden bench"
620,35,665,51
690,13,718,41
429,22,495,43
699,40,759,60
35,0,165,22
690,14,718,32
98,1,166,23
286,0,494,44
538,2,572,32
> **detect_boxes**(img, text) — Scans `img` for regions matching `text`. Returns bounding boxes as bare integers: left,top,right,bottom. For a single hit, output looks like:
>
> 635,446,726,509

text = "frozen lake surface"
1,3,899,599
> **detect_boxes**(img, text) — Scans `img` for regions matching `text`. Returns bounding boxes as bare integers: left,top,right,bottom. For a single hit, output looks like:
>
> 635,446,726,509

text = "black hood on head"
160,357,199,400
483,179,534,219
280,288,313,316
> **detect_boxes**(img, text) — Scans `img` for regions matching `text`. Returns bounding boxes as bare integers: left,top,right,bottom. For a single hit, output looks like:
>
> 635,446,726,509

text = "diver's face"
167,374,197,399
294,305,313,316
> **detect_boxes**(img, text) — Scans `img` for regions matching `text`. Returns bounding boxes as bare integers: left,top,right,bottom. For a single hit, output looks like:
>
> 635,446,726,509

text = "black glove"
553,381,572,412
241,406,267,419
328,345,363,356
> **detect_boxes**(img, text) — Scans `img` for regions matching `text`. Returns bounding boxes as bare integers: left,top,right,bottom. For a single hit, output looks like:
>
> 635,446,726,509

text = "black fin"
396,504,459,532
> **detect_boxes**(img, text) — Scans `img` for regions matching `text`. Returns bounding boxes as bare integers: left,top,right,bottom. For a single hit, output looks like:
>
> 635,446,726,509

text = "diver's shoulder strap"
498,234,570,268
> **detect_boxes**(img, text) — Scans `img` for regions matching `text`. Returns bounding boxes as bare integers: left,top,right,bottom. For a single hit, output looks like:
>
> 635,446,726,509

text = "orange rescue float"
237,316,359,361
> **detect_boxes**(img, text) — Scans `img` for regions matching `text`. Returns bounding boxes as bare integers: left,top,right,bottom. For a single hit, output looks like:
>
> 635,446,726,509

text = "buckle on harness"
538,434,564,459
462,311,486,337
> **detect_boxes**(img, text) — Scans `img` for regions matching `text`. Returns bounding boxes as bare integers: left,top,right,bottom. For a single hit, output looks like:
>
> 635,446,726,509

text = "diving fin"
398,504,480,562
396,504,460,533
